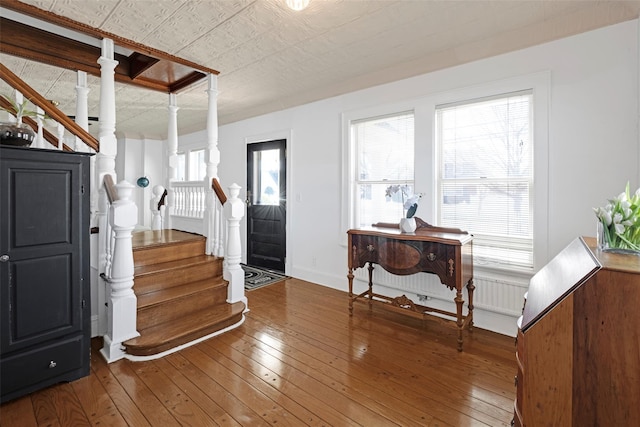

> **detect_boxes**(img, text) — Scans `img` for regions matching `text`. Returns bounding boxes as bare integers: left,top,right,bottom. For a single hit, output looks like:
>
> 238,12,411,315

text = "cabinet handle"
49,361,57,369
367,244,375,252
427,253,436,261
0,254,8,262
514,375,518,387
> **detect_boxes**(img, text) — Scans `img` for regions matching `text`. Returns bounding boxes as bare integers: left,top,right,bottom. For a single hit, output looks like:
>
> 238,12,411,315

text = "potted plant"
594,182,640,253
385,184,422,233
0,96,39,147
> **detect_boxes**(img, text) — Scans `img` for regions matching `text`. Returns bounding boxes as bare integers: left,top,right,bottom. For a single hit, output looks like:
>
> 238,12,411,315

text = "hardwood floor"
0,278,517,426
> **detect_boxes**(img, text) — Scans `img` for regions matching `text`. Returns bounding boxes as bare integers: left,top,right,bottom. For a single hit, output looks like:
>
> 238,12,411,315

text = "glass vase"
597,220,640,255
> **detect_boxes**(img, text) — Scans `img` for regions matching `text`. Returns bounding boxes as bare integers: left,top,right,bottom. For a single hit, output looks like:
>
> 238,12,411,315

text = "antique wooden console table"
347,218,474,351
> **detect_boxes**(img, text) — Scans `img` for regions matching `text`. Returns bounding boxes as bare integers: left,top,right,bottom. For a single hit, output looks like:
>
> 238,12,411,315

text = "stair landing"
123,230,245,357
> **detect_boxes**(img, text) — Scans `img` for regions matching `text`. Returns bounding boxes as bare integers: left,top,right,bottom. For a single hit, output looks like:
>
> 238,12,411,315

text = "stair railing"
206,177,227,257
0,64,99,151
168,180,206,234
99,174,139,363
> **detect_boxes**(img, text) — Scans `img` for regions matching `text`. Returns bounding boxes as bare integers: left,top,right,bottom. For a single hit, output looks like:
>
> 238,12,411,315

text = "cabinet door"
0,151,85,354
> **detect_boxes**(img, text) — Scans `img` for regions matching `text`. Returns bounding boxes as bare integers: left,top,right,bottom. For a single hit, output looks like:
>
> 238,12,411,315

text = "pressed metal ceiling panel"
2,0,640,139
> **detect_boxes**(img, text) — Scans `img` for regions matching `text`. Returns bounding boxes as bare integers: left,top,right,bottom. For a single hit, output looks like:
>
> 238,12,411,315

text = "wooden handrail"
0,63,99,152
157,189,168,211
0,95,73,151
103,174,118,204
212,178,227,205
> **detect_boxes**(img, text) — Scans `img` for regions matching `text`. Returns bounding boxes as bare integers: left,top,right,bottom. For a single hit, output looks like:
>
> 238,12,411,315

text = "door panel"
247,139,286,272
0,157,84,353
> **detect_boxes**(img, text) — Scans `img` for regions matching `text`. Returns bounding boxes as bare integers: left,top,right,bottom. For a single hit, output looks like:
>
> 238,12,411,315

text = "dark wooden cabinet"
0,146,91,403
514,236,640,426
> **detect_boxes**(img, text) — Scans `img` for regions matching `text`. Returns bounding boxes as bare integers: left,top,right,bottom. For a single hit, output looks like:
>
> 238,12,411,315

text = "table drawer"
1,335,85,396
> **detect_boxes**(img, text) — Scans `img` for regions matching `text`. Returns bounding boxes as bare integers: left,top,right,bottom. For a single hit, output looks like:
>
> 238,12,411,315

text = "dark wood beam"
0,0,219,94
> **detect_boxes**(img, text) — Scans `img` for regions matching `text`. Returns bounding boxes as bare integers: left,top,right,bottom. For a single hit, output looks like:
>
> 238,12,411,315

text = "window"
350,112,415,228
176,153,186,181
188,149,206,181
436,90,534,268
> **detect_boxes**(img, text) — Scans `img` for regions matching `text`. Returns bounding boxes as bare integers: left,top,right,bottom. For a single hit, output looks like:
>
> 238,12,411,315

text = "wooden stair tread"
137,278,227,309
132,229,204,249
124,302,245,356
134,254,220,276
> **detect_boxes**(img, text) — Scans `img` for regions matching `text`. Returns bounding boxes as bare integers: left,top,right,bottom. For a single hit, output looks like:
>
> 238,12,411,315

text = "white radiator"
353,267,529,318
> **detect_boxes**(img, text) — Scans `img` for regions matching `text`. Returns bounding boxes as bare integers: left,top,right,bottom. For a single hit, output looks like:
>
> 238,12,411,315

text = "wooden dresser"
513,237,640,426
347,219,473,351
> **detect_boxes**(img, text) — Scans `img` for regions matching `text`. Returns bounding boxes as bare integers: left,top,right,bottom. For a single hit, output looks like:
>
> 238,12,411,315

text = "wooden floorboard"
0,278,517,426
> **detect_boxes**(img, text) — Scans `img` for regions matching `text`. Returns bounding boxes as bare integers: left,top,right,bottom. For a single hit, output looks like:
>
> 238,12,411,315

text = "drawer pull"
427,253,436,261
49,361,57,369
367,244,375,252
514,375,518,386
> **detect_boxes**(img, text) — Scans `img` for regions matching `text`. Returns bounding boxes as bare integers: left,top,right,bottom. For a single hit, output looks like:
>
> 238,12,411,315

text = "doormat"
242,264,288,291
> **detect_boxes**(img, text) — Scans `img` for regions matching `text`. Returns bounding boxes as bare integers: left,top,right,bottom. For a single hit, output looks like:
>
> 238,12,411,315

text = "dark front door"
246,139,286,272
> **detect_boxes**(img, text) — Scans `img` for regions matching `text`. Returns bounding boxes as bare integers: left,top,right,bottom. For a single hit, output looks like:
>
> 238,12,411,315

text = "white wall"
181,20,639,337
116,137,165,229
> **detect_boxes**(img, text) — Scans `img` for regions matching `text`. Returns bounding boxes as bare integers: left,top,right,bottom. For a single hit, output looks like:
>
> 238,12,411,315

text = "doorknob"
0,255,8,262
246,190,252,207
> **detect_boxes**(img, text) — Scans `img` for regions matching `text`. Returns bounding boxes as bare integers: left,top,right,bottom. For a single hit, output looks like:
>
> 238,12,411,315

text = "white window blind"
351,112,415,228
436,91,533,269
188,149,206,181
176,153,186,181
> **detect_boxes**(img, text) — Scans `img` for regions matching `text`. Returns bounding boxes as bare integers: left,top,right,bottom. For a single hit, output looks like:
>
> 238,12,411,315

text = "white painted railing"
172,181,206,219
165,178,246,310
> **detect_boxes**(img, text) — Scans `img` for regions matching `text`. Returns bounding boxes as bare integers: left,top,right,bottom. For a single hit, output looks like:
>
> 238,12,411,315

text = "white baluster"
97,186,111,337
223,183,246,308
56,122,65,150
34,106,45,149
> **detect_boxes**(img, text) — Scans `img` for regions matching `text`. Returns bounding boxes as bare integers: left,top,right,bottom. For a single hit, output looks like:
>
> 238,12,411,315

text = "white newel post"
151,184,165,230
204,73,223,256
75,71,97,218
96,38,119,340
166,93,179,230
223,183,247,308
75,71,90,151
100,181,139,363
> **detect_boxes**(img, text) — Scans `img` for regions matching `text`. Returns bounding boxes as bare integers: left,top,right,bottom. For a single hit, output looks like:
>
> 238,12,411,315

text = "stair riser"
135,262,223,294
134,239,206,267
126,310,244,357
137,285,228,331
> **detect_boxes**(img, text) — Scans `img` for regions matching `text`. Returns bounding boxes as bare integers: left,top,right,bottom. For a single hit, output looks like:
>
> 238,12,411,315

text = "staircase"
123,229,245,357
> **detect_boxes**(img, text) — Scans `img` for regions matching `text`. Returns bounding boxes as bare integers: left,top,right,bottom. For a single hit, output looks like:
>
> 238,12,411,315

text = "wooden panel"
522,294,573,426
522,237,599,331
572,269,640,425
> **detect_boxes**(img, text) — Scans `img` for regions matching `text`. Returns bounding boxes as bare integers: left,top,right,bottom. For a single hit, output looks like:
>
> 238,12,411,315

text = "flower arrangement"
593,182,640,252
385,184,421,218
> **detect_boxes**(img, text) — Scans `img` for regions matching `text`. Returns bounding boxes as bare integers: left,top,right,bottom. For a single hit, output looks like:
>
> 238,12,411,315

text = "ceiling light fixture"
286,0,309,11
